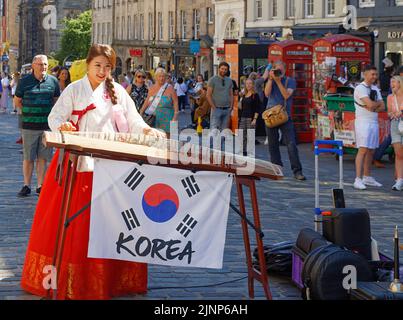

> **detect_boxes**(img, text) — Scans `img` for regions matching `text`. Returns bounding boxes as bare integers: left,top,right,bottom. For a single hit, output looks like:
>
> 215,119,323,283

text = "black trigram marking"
124,167,145,191
181,175,200,198
121,208,141,231
176,214,198,238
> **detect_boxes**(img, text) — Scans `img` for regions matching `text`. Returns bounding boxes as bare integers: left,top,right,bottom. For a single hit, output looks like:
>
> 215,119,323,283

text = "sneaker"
294,172,307,181
362,176,383,187
18,185,31,197
36,186,42,194
392,179,403,191
354,178,367,190
264,137,269,145
16,137,23,144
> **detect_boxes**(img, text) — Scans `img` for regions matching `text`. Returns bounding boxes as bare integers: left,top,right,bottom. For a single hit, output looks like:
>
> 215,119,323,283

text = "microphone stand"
390,226,403,293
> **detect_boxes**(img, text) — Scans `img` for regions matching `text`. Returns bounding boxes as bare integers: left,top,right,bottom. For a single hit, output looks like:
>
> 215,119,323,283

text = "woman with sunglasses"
127,69,149,112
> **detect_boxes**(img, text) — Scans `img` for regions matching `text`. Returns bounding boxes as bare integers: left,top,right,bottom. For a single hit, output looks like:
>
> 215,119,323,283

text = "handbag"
262,78,289,129
142,83,168,126
393,95,403,135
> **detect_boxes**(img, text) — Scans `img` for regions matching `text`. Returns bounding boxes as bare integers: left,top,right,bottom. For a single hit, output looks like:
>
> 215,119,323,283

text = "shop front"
146,46,172,71
371,26,403,70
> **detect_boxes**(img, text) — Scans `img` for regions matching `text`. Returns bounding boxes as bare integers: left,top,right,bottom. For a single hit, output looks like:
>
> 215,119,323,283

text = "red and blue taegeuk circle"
142,184,179,223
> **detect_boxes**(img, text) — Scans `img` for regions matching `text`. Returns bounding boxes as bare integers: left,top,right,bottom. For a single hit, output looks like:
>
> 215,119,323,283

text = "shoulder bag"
262,78,289,129
143,83,168,126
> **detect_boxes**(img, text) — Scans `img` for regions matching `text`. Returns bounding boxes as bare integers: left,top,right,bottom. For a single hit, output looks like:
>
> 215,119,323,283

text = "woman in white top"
21,44,164,300
174,77,188,112
0,73,12,113
388,76,403,191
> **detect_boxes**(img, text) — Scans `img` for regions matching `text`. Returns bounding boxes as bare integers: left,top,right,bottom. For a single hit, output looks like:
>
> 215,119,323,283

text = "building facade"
18,0,91,68
245,0,347,42
1,0,21,73
213,0,245,70
103,0,215,79
349,0,403,70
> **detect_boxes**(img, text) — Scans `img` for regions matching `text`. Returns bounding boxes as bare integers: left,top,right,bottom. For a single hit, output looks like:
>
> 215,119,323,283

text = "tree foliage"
55,10,92,64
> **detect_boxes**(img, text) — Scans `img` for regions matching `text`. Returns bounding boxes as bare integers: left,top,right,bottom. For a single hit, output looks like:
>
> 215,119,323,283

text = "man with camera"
264,61,306,181
353,65,385,190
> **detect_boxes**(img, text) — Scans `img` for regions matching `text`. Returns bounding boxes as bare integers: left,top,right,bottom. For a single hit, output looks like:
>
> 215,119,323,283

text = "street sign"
190,40,201,54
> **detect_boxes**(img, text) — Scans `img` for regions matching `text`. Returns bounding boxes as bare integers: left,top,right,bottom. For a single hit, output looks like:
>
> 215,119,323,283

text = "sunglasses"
137,75,146,79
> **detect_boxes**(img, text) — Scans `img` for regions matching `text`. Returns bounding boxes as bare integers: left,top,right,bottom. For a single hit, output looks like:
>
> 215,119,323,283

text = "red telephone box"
312,34,370,96
312,35,378,151
268,40,313,143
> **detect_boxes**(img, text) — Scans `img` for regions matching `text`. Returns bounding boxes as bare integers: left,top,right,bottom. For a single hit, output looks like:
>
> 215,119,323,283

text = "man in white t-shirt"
353,65,385,190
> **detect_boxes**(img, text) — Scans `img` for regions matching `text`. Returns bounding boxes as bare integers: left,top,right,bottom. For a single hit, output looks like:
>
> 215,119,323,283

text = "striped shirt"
15,73,60,130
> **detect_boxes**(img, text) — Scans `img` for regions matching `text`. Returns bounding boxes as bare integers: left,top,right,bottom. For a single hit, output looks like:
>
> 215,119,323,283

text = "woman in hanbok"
20,44,165,300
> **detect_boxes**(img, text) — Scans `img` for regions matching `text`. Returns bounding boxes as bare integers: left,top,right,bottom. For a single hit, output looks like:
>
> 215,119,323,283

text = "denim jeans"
210,107,231,131
374,134,392,161
265,120,303,174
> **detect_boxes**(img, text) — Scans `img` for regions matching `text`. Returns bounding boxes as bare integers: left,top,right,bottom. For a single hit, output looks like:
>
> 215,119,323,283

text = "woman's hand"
251,119,257,127
58,122,76,132
143,127,166,139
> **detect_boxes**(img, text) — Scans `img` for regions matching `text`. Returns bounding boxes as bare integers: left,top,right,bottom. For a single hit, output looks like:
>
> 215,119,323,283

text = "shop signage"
270,50,282,56
190,40,201,54
217,47,225,56
129,49,143,57
315,47,330,52
286,50,312,56
376,29,403,42
388,31,403,40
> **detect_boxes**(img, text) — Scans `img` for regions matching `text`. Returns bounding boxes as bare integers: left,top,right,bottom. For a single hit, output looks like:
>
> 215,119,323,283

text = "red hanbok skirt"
21,151,148,299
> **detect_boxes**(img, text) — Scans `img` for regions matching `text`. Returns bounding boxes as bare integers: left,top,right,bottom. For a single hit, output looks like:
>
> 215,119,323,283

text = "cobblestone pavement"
0,111,401,300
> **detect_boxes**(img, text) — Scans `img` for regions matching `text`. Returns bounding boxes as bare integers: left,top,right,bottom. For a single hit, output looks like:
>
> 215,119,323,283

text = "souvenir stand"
268,40,314,143
312,34,389,154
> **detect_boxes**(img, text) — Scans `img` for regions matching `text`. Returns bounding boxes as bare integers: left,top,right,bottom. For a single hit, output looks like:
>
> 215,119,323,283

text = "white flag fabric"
88,158,233,269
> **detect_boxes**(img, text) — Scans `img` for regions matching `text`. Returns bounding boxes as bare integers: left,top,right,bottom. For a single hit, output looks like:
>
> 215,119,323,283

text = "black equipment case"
301,244,374,300
350,282,403,300
322,208,372,260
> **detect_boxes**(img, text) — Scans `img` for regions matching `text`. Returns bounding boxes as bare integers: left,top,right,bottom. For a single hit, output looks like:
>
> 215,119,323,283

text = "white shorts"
355,120,379,149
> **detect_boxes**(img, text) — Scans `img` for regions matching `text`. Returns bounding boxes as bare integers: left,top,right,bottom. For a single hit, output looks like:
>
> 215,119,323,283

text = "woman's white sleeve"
48,85,74,132
118,85,149,134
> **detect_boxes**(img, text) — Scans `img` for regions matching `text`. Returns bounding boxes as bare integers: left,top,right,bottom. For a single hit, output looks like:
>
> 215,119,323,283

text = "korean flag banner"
88,158,234,269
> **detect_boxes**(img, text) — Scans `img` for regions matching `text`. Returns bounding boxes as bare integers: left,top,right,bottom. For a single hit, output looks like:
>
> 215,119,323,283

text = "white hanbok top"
48,75,149,172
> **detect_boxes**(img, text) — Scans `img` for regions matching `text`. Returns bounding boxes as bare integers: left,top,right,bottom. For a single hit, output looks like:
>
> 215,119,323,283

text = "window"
158,12,163,40
272,0,278,18
181,11,187,40
256,0,262,19
169,11,174,40
305,0,314,18
149,13,154,40
102,23,106,43
134,15,138,40
325,0,336,16
127,16,132,39
287,0,295,18
116,17,120,40
108,22,112,43
93,23,96,43
224,18,240,40
122,16,125,40
207,7,214,24
193,9,200,39
97,22,101,43
359,0,375,8
140,14,144,40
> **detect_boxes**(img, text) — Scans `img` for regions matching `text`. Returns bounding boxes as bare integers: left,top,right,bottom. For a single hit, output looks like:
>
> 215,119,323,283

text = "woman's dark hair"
86,44,118,104
177,77,184,84
58,67,71,86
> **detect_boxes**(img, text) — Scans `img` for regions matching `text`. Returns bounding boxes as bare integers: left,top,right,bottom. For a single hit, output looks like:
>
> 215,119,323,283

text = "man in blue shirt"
264,61,306,181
